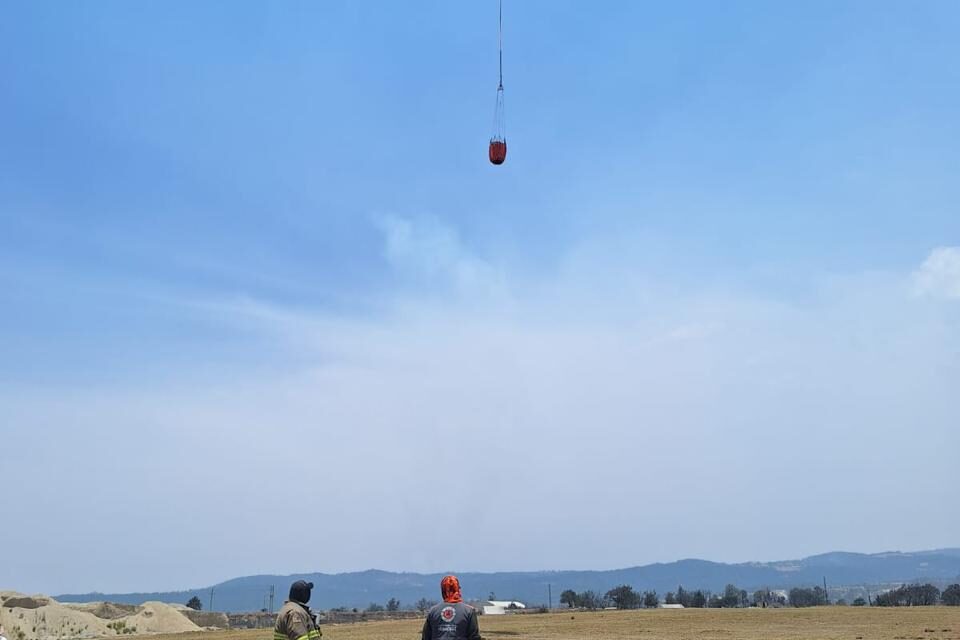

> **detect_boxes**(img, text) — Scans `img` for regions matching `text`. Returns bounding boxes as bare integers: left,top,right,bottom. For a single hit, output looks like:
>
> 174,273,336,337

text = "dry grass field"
150,608,960,640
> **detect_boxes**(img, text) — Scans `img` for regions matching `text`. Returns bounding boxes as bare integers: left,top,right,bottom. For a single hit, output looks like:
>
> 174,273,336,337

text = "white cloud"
374,214,504,296
913,246,960,299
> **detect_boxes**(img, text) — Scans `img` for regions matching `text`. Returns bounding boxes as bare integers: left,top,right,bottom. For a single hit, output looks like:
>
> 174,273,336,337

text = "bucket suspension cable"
489,0,507,165
498,0,503,90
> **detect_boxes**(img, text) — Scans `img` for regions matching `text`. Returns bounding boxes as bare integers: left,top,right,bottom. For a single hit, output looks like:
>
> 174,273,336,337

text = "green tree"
852,597,867,607
415,598,436,613
719,585,740,608
560,590,578,609
690,591,707,608
943,584,960,606
813,586,828,606
789,587,824,608
605,585,641,609
676,586,688,607
873,584,940,607
386,598,400,612
642,591,658,608
577,591,603,610
366,603,385,613
186,597,202,611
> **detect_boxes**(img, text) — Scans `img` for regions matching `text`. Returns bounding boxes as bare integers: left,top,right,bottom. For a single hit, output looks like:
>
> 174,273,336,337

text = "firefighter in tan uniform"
275,581,322,640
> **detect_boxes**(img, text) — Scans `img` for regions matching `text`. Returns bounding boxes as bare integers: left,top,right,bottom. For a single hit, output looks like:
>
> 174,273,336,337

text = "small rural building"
660,604,684,609
482,601,526,615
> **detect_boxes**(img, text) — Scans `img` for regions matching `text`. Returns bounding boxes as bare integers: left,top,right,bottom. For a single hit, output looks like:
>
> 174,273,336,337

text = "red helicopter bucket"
489,138,507,165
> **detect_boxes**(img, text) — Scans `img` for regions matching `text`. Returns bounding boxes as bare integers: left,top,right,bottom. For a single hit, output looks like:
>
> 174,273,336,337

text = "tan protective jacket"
274,601,321,640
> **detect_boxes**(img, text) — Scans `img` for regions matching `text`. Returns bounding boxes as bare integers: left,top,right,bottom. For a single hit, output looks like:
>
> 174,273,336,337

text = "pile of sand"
0,592,201,640
67,603,138,621
1,596,52,610
118,603,202,635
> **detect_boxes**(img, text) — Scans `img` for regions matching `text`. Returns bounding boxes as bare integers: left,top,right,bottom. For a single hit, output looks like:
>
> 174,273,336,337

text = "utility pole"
823,577,829,605
548,584,552,611
209,587,215,612
269,585,275,614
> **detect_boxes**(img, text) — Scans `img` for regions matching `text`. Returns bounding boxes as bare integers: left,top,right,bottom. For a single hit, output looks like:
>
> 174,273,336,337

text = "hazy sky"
2,1,959,596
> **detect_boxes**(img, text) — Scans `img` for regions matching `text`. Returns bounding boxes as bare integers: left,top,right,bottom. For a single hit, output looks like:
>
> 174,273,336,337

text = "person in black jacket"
422,575,481,640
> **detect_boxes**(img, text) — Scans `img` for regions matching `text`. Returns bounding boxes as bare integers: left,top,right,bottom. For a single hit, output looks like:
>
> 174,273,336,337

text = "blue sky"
1,1,959,595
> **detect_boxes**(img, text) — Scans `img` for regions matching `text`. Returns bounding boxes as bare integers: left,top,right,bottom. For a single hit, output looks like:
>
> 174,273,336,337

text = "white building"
660,604,684,609
482,601,526,615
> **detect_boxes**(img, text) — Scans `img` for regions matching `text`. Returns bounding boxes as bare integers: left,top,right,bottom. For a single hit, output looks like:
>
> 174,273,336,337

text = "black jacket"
422,602,480,640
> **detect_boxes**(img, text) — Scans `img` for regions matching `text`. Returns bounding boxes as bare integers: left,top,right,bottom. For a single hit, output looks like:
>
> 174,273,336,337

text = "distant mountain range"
56,548,960,612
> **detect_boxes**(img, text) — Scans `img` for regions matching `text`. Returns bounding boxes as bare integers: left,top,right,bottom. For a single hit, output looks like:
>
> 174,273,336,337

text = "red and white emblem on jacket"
440,606,456,622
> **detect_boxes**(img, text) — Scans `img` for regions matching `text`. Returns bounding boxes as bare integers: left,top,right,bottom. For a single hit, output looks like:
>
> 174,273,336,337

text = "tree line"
559,584,755,610
873,584,960,607
240,582,960,614
555,583,960,609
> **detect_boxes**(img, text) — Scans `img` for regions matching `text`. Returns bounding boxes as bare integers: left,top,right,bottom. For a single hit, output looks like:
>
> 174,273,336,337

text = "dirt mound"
1,597,51,610
124,603,200,634
65,603,140,620
179,610,229,629
0,593,200,640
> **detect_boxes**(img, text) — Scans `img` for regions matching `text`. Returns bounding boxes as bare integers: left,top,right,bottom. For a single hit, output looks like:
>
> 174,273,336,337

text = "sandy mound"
123,603,200,635
64,603,139,621
176,610,229,629
0,593,200,640
1,597,52,610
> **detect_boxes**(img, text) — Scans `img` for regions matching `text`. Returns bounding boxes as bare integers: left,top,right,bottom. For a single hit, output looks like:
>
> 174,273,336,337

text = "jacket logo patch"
440,606,456,622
